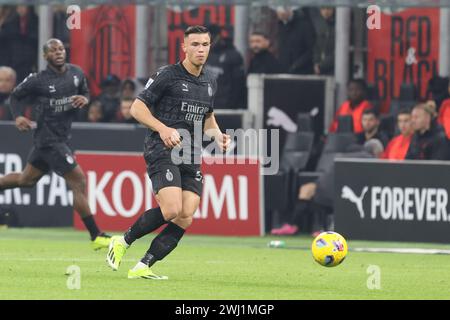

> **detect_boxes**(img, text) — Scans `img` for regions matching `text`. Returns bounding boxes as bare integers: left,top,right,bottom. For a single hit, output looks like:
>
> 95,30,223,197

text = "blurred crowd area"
0,5,448,163
0,5,338,123
0,4,449,236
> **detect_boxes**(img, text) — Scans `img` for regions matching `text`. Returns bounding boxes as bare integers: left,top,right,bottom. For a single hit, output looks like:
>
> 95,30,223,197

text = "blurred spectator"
204,25,246,109
116,97,137,124
98,74,121,122
53,5,71,60
275,6,314,74
406,101,449,160
0,66,16,120
329,79,372,134
310,7,335,75
6,6,38,82
356,109,389,147
0,6,14,67
121,79,136,99
87,100,104,123
382,109,413,160
247,31,282,74
438,82,450,139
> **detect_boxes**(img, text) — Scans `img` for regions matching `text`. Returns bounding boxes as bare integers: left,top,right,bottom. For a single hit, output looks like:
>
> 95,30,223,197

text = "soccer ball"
311,231,348,267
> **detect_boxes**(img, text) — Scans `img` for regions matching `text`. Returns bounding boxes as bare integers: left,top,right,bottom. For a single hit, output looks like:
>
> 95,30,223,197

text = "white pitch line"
353,247,450,255
0,257,137,262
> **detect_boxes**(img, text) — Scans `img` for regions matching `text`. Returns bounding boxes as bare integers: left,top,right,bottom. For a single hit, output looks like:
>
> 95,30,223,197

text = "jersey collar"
46,63,68,75
178,61,204,79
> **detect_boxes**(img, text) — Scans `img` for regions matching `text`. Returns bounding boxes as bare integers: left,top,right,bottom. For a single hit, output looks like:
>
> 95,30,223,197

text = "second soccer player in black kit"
0,39,111,250
107,25,230,279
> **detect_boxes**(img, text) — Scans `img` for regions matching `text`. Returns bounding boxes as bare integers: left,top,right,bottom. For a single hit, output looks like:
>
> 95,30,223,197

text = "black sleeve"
208,77,217,114
404,136,417,160
9,73,38,118
430,134,449,160
137,68,171,108
289,20,315,73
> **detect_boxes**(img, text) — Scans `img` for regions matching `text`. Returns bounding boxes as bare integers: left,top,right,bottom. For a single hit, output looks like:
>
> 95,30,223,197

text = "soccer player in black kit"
107,26,230,279
0,39,111,250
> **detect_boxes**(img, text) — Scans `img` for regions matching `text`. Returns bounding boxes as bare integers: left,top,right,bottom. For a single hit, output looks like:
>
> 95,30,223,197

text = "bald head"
0,66,16,94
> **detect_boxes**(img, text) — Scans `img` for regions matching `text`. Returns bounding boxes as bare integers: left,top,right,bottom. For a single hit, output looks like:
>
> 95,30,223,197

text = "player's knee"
181,216,193,228
161,203,182,221
173,215,193,229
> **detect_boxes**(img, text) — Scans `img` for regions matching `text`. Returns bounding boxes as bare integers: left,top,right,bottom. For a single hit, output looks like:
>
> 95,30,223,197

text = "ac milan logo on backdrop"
89,6,133,93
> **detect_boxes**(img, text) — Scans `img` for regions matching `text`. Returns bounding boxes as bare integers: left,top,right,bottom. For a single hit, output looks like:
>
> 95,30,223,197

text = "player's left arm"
204,112,230,152
72,72,90,108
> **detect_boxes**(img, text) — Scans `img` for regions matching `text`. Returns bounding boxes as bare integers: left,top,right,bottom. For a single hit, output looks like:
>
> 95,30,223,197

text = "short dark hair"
397,108,412,116
362,108,379,118
348,78,368,92
121,79,136,91
184,25,210,39
250,31,269,39
43,38,63,54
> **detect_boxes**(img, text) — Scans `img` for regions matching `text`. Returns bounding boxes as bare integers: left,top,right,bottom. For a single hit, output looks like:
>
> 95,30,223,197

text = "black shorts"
147,158,203,196
27,143,77,176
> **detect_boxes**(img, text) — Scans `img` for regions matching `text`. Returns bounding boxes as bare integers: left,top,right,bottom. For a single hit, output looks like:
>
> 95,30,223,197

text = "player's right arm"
133,68,181,148
130,99,181,148
9,73,37,131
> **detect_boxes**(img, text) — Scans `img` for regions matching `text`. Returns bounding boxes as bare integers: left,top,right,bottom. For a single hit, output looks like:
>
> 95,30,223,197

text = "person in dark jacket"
247,31,282,74
310,7,335,75
406,101,449,160
0,5,15,67
5,6,38,82
97,74,121,122
204,25,246,109
275,6,314,74
356,108,390,147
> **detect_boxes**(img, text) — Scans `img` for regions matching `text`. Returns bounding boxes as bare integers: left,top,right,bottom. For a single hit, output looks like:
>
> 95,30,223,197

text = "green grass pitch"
1,228,450,300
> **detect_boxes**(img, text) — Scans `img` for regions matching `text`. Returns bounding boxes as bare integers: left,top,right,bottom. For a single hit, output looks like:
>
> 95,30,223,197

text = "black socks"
124,207,167,245
81,215,101,240
140,222,185,267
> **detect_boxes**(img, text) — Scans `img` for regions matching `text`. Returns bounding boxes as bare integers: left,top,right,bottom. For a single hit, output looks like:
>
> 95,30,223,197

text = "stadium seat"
388,83,417,115
273,131,316,229
379,114,397,140
296,112,313,132
280,131,314,172
321,132,356,154
367,83,381,101
283,131,314,152
399,83,417,101
367,83,381,112
296,133,357,189
389,100,415,115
